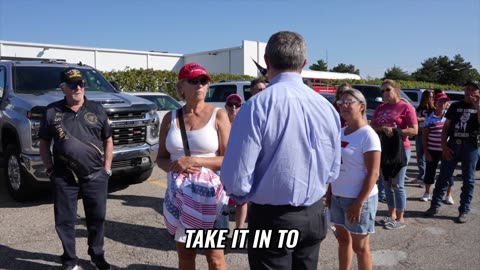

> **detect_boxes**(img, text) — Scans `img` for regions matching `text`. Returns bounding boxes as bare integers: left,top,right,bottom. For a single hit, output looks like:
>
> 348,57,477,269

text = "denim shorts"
330,194,378,235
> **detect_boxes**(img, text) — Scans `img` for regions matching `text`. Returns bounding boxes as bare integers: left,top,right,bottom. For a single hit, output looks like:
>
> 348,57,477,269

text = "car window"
206,84,236,102
352,85,382,110
243,85,252,101
404,92,418,102
137,95,181,110
446,92,464,101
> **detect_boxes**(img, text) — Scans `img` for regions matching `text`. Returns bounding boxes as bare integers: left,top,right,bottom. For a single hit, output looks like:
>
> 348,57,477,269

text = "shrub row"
101,69,463,100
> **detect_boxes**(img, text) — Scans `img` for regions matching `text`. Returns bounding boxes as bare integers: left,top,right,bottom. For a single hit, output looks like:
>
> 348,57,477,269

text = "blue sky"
0,0,478,79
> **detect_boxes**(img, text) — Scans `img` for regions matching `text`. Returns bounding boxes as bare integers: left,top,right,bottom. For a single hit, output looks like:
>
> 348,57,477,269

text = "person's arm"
402,103,419,137
402,124,418,137
221,103,262,201
40,139,53,175
156,112,173,172
441,119,454,160
348,150,381,224
103,137,113,171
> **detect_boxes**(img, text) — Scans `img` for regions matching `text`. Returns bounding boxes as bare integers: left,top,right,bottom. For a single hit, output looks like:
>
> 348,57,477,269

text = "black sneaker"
91,257,111,270
61,263,78,270
424,207,439,217
456,213,467,223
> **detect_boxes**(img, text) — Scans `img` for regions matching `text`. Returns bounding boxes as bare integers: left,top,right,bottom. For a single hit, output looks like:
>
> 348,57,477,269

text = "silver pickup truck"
0,60,160,201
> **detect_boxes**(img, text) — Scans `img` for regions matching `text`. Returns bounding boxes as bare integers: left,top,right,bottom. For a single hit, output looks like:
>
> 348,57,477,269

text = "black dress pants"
248,200,327,270
51,169,109,265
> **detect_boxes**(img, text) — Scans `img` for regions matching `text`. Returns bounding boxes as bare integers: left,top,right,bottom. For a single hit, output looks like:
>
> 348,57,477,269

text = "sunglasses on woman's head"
226,102,242,108
69,80,85,90
187,77,209,85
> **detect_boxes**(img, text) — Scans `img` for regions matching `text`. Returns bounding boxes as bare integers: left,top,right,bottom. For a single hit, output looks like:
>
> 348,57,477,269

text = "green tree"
383,65,411,81
309,59,328,71
330,63,360,75
412,54,479,85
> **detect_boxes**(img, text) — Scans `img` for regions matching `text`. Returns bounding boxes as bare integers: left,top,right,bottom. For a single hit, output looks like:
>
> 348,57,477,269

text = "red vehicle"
301,70,362,94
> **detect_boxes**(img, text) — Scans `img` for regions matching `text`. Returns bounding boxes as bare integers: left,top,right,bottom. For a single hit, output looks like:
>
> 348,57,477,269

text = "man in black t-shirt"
425,80,480,224
39,68,113,270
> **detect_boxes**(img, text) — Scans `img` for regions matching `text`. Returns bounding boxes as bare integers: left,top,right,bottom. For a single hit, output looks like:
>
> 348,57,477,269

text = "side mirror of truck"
110,81,121,92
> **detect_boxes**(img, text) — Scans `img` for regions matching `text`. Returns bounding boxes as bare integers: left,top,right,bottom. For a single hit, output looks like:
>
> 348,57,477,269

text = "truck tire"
4,144,35,201
129,168,153,184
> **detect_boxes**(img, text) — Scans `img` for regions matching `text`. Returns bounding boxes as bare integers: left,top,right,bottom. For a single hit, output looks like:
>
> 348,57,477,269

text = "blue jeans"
416,134,425,180
383,149,412,211
431,142,479,214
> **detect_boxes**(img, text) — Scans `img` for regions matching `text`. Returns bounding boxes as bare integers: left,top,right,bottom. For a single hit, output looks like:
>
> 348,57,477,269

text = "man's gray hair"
265,31,307,71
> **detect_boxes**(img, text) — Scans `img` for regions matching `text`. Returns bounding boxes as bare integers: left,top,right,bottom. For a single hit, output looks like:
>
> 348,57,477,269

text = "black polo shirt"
39,97,112,178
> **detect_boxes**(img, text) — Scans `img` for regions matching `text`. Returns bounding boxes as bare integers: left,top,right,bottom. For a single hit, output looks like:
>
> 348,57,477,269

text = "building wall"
0,40,266,75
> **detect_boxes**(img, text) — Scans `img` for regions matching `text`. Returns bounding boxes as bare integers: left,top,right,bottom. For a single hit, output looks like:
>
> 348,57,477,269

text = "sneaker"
420,193,431,202
424,207,439,217
444,195,454,205
384,220,406,230
91,257,111,270
457,213,468,223
376,216,394,226
61,264,78,270
378,197,387,203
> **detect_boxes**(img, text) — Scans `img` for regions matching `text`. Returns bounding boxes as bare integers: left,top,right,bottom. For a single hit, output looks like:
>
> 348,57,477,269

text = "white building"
0,40,267,77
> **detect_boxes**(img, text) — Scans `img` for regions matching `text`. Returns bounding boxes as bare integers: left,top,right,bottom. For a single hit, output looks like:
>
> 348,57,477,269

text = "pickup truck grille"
108,111,148,146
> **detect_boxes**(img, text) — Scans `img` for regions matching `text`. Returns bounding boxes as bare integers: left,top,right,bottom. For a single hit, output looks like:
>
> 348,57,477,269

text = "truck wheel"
129,168,153,184
4,144,35,201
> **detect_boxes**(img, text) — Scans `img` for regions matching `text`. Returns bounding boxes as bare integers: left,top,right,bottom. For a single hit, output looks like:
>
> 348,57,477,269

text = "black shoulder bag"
177,108,191,157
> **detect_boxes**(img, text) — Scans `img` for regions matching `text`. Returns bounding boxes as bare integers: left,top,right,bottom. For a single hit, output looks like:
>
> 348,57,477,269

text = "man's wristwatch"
105,169,112,176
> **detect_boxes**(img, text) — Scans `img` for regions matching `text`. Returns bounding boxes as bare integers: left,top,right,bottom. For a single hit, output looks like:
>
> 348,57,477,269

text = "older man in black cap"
39,68,113,270
425,80,480,224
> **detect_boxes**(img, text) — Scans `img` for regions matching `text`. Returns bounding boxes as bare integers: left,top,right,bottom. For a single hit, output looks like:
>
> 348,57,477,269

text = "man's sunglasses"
69,80,86,90
187,77,209,85
226,102,242,108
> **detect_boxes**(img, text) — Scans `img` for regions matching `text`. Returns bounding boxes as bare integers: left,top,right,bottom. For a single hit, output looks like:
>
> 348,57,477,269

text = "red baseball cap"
226,94,243,103
178,62,213,81
434,92,450,103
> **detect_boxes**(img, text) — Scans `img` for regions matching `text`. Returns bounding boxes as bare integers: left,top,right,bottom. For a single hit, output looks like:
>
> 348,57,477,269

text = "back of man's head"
265,31,307,72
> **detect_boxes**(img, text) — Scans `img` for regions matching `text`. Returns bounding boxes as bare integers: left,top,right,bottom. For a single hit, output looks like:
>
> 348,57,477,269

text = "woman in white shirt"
326,89,381,270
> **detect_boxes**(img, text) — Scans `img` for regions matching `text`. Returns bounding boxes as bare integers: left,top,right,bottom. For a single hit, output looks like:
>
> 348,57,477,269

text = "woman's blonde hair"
335,82,352,101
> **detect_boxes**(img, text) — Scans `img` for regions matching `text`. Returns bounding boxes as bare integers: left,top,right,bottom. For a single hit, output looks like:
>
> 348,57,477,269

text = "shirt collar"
61,95,89,109
269,72,303,86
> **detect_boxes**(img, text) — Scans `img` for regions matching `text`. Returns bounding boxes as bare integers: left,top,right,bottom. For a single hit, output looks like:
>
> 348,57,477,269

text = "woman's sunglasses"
69,80,86,90
187,77,209,85
226,102,242,108
381,88,392,94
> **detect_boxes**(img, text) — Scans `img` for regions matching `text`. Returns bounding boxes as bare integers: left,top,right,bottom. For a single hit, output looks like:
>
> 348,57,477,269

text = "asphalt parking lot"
0,141,479,269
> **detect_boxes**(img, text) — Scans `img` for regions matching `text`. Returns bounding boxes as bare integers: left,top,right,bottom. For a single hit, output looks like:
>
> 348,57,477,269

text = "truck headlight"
146,115,160,145
31,120,41,148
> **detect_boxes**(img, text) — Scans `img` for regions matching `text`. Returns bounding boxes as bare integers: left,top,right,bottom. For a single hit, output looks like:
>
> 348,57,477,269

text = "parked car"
319,93,336,104
206,80,253,108
402,88,428,108
128,92,182,124
444,90,465,102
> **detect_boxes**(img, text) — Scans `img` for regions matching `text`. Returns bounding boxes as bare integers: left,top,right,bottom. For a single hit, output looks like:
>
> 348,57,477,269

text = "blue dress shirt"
221,72,341,206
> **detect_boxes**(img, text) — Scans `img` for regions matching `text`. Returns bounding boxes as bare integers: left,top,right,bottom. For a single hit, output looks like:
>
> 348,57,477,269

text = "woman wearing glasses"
370,79,418,230
156,63,231,270
224,94,249,229
326,89,381,270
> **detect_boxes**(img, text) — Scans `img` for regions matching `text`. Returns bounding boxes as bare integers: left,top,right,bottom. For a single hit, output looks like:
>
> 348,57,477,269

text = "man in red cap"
425,80,480,223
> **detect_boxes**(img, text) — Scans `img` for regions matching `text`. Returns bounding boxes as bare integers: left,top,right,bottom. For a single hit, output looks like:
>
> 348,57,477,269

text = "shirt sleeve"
220,102,262,203
362,128,382,153
405,102,418,126
98,105,113,140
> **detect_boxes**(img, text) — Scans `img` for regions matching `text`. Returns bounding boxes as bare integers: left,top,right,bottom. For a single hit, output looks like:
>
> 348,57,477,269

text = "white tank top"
166,108,220,161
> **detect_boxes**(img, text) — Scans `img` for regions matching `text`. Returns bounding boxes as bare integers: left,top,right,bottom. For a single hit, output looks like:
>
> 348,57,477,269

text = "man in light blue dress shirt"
221,31,341,270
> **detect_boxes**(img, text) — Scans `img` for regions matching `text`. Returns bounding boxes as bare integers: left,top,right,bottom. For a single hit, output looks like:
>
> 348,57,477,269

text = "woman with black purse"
156,63,231,270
